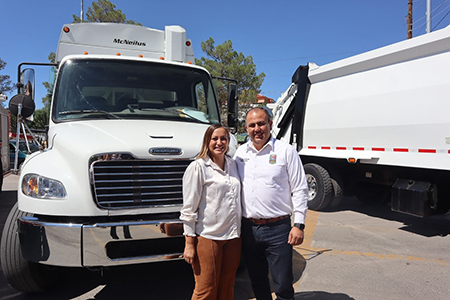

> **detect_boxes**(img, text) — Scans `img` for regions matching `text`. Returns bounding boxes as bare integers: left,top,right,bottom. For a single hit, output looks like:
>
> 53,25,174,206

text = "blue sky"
1,0,450,109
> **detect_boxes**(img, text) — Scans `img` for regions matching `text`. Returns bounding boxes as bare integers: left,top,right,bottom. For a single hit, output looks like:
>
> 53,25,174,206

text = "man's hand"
288,227,304,245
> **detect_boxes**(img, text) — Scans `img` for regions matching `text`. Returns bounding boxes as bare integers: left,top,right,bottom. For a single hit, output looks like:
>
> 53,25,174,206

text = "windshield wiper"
164,108,210,124
59,110,122,119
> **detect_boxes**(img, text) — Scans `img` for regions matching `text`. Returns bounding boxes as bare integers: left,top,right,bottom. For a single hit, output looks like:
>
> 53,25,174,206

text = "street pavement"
1,174,450,299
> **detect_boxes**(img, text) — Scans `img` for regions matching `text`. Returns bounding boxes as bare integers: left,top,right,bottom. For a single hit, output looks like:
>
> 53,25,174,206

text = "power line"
433,6,450,29
413,0,450,35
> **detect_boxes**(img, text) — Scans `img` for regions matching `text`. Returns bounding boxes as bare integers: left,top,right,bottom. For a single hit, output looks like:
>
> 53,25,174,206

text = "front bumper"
18,216,185,267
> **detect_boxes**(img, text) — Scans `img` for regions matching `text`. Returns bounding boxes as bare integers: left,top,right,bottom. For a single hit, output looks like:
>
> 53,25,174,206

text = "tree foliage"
195,38,265,131
0,58,14,107
73,0,141,25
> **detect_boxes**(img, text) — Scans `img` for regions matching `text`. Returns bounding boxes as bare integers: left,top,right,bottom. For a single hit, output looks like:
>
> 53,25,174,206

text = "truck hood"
49,120,208,160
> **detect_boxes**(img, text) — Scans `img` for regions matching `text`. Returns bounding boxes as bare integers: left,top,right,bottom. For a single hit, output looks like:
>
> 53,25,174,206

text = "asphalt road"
1,174,450,299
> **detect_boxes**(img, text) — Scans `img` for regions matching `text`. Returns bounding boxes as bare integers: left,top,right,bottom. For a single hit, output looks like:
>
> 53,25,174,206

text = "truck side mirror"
227,84,238,131
19,68,36,101
9,94,35,118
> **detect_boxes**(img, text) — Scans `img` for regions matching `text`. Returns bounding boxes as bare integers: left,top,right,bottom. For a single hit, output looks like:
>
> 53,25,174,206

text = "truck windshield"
52,59,220,124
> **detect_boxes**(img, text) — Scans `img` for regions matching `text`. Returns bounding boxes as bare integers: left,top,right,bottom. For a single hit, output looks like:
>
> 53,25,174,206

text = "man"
234,107,308,300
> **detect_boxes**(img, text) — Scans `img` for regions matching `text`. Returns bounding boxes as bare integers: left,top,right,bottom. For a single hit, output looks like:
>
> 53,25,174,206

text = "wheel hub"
306,174,317,200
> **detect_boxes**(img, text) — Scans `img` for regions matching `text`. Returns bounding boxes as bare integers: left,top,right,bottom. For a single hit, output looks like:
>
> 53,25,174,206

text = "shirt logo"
269,154,277,164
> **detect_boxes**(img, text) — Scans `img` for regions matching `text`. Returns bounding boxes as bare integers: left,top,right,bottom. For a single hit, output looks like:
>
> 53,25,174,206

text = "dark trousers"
241,217,294,300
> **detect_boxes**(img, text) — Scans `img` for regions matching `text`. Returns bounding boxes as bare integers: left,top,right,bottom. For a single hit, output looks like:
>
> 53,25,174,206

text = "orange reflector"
348,158,357,164
63,26,70,33
186,41,191,46
29,177,38,194
116,52,121,56
138,54,143,58
187,61,192,64
159,57,165,60
83,51,88,55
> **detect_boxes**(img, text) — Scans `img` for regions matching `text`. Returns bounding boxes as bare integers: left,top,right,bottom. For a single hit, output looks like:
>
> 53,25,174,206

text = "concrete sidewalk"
2,173,19,191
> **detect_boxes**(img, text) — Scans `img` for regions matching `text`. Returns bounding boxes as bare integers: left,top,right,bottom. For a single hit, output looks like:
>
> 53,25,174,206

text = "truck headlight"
22,174,67,199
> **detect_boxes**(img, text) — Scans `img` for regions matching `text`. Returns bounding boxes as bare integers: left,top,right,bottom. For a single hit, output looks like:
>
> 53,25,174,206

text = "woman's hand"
184,236,197,264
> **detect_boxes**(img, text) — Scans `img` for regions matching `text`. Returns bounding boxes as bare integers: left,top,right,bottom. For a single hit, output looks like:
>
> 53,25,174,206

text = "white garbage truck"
1,23,238,292
270,25,450,217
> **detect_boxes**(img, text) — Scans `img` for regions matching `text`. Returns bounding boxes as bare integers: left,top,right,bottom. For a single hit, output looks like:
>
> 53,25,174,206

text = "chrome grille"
91,158,192,209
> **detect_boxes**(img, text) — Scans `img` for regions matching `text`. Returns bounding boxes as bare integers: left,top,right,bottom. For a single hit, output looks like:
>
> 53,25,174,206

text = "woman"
180,123,241,300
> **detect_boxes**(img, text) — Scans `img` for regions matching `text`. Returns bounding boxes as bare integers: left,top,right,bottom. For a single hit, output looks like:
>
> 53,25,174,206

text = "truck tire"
304,163,333,211
0,203,59,293
329,178,344,208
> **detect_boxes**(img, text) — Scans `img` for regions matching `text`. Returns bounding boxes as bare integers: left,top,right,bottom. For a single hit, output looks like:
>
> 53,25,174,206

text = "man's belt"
245,215,290,225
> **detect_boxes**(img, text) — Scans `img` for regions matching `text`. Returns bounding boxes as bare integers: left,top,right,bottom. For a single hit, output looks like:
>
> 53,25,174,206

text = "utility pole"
81,0,84,22
407,0,413,39
426,0,432,33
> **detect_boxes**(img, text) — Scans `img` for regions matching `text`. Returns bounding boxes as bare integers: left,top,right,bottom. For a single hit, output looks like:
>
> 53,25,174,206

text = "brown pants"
191,236,242,300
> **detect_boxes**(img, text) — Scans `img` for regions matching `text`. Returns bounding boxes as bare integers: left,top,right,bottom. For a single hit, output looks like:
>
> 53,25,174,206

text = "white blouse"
180,156,241,240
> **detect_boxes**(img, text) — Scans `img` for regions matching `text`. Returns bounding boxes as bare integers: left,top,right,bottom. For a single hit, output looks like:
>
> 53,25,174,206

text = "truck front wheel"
1,203,59,293
304,163,333,210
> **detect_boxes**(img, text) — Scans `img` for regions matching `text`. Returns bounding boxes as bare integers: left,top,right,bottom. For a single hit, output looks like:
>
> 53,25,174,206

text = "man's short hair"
246,107,273,123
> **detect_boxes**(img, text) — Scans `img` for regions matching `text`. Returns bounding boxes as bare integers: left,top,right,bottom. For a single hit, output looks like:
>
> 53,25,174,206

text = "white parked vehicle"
270,25,450,216
1,23,238,292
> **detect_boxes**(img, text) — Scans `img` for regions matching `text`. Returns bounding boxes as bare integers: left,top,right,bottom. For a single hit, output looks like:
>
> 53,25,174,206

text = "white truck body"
56,23,194,63
271,25,450,217
1,23,236,292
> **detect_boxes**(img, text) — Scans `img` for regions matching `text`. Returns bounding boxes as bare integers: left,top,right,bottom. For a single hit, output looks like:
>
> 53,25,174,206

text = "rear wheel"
304,163,333,210
1,203,59,293
329,178,344,208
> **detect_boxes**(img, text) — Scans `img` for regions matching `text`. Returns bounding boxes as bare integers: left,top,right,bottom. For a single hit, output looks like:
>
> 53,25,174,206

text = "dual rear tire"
304,163,343,211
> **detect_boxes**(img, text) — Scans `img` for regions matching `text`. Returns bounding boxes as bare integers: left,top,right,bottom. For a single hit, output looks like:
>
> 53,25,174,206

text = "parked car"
9,140,39,168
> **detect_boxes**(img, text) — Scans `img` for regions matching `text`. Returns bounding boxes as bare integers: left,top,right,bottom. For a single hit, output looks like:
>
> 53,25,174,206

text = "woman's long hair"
197,124,230,159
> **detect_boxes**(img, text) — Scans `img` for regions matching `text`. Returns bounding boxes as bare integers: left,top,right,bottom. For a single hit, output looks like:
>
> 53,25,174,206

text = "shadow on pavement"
295,291,355,299
322,196,450,238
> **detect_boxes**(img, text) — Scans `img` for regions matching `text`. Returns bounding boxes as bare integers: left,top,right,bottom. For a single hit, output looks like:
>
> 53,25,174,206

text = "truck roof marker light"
116,52,121,56
186,41,191,46
347,157,357,164
138,54,143,58
159,57,165,60
63,26,70,33
187,61,192,64
83,51,88,55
